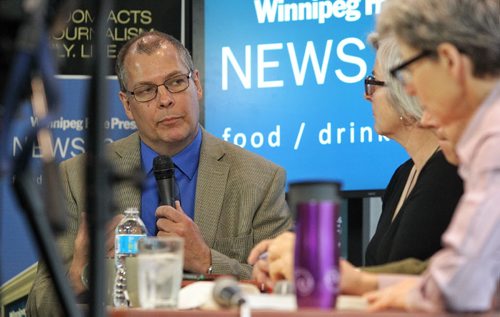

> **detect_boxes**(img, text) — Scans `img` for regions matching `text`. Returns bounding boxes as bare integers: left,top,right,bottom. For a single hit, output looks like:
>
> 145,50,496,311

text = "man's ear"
192,69,203,100
119,91,134,120
436,42,468,81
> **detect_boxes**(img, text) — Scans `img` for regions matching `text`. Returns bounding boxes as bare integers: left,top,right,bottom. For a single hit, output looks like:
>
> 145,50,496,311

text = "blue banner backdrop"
203,0,407,193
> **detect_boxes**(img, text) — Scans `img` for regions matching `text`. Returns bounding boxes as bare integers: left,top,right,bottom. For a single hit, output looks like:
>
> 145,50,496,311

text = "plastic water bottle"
113,207,147,307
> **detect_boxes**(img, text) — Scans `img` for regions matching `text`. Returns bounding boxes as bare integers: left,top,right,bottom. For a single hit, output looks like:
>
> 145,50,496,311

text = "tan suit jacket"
26,128,292,316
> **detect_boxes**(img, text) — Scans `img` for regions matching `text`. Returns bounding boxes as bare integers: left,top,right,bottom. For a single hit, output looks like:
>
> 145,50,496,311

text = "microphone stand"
13,78,81,317
85,0,113,316
2,1,81,315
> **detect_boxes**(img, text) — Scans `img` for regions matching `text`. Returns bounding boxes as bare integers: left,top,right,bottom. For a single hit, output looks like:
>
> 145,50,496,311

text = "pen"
256,252,270,292
182,273,206,280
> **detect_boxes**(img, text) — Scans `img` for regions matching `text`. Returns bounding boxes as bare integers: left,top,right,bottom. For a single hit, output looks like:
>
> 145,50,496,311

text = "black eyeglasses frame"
364,75,386,96
389,50,433,84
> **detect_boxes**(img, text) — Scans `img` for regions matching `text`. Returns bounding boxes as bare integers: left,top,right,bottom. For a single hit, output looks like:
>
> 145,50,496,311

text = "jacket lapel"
194,129,229,248
109,132,142,214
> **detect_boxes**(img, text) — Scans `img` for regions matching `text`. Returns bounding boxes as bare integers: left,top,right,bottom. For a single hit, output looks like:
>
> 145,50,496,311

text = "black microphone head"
213,276,245,308
153,155,175,180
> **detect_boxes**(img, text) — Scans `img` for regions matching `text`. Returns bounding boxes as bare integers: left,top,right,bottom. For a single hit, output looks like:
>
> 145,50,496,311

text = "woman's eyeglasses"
364,75,386,96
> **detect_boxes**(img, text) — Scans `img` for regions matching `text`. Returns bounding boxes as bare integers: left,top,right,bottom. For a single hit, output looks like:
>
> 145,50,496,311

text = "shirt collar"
457,82,500,164
141,141,158,175
140,127,202,179
172,128,202,180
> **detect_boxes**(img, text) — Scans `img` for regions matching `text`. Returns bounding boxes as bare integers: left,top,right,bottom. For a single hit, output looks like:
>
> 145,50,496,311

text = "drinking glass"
137,236,184,308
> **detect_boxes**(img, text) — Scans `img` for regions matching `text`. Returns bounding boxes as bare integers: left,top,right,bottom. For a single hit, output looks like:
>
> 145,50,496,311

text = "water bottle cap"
124,207,139,214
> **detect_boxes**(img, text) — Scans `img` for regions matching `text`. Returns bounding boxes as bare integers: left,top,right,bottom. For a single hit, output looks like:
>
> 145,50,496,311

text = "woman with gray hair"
345,0,500,312
248,34,464,290
363,34,463,269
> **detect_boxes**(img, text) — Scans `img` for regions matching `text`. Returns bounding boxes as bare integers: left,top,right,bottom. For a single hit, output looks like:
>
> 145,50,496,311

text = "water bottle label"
116,234,145,254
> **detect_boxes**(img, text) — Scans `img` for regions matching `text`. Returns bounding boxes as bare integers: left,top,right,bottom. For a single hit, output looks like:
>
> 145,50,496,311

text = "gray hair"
368,33,423,121
376,0,500,78
115,31,195,92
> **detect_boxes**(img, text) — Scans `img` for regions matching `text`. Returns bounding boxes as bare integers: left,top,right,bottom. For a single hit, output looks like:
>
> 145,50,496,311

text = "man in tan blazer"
26,31,291,316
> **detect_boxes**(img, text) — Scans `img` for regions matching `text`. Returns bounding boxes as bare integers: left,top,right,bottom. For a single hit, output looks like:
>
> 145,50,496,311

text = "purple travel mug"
294,200,339,309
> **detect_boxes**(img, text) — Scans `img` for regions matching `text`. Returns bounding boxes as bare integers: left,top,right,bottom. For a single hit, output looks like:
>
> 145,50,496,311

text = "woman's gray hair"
115,31,195,92
376,0,500,78
368,33,422,121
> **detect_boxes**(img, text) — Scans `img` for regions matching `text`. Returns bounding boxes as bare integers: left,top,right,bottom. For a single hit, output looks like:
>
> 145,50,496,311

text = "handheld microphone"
212,276,246,308
153,155,176,207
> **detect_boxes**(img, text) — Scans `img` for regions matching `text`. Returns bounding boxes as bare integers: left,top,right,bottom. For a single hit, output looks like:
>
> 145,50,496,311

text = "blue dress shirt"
140,128,202,236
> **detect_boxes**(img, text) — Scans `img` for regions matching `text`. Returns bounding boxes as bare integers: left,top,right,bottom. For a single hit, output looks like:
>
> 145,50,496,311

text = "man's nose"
157,85,174,107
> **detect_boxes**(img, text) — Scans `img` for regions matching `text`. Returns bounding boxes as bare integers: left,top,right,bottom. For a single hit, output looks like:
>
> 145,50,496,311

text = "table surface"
107,278,500,317
109,308,500,317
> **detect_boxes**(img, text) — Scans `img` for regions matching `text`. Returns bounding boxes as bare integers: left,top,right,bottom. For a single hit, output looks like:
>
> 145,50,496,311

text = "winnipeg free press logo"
254,0,368,24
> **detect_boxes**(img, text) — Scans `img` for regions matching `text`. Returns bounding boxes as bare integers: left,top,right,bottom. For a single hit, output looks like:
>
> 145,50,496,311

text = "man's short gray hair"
376,0,500,78
115,31,194,92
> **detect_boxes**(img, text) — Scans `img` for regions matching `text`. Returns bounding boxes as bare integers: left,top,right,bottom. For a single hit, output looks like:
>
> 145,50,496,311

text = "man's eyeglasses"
364,75,386,96
389,50,433,86
127,71,193,102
